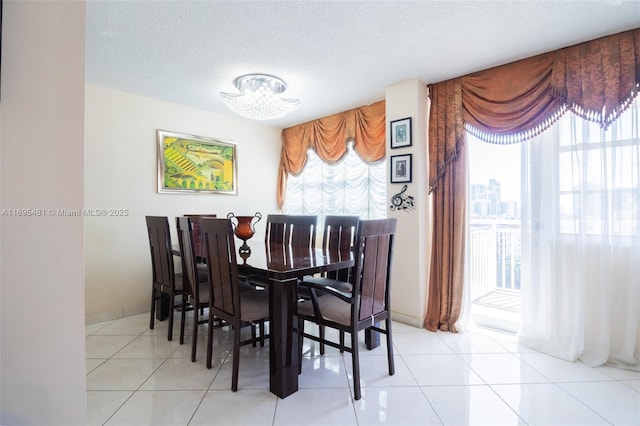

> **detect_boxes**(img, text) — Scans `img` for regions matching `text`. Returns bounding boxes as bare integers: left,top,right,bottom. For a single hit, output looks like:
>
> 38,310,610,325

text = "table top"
236,239,353,280
174,238,354,281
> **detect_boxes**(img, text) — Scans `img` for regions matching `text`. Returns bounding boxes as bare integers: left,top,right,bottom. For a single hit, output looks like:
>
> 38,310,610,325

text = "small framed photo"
390,117,412,149
390,154,412,183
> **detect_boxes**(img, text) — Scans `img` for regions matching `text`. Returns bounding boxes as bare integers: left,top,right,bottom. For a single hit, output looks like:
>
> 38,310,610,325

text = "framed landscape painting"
157,130,237,194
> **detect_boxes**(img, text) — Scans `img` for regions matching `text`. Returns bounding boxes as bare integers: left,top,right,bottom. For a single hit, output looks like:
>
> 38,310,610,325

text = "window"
555,107,639,236
518,98,640,366
283,143,386,220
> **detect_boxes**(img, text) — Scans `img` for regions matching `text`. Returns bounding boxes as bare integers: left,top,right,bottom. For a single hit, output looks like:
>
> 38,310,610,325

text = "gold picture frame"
157,130,237,194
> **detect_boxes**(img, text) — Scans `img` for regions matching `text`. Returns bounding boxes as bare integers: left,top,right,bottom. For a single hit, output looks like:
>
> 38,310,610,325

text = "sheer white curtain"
283,143,387,220
519,98,640,370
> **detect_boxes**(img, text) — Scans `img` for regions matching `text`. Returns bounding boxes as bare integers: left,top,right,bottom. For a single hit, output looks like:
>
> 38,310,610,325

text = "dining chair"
240,213,290,288
200,218,270,391
248,214,319,289
145,215,185,341
300,215,359,353
183,214,219,296
284,215,318,248
176,216,216,360
263,214,318,247
264,214,289,244
184,214,217,260
318,215,359,280
297,218,397,400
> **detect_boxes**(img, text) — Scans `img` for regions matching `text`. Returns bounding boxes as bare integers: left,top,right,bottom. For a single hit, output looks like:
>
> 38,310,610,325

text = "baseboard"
390,311,424,329
85,304,149,325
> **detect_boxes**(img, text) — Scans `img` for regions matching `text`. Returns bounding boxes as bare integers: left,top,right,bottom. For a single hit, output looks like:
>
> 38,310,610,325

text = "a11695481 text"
1,208,130,217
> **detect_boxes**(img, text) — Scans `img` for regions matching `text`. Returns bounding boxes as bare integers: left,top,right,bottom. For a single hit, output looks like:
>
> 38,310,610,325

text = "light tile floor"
86,312,640,426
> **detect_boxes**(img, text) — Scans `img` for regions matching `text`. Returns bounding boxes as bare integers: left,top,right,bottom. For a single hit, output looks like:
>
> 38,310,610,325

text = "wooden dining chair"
300,215,359,353
176,216,216,360
297,214,357,283
248,214,318,289
183,214,218,293
244,214,290,287
263,214,317,247
200,218,270,391
297,218,397,400
264,214,289,244
145,215,185,341
284,215,318,248
184,214,217,260
318,215,359,280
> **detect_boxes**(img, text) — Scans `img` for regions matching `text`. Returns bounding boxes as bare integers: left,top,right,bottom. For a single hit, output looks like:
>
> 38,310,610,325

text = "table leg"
268,277,299,398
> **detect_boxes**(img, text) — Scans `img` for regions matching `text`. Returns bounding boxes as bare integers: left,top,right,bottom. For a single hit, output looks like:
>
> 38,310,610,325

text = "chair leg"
251,324,257,348
149,287,156,330
259,321,265,347
339,331,345,353
319,325,325,355
179,296,187,345
191,305,198,362
206,310,214,369
351,330,361,400
298,319,305,374
386,318,395,375
167,292,174,341
232,326,241,392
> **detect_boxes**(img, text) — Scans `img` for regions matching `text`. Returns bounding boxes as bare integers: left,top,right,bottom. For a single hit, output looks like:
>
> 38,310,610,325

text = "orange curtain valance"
429,28,640,193
277,100,385,208
462,52,564,143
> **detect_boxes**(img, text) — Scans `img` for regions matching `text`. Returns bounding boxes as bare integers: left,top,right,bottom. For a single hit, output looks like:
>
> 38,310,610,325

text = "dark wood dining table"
237,239,354,398
174,233,388,398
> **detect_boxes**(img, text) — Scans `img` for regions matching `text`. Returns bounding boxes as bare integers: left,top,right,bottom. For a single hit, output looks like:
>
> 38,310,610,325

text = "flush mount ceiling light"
219,74,300,120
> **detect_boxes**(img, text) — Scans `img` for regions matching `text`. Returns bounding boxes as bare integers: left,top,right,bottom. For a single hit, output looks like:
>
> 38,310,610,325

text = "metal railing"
469,219,521,304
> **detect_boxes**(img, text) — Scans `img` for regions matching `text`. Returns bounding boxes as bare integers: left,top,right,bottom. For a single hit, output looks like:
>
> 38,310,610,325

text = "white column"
0,1,87,424
385,80,430,327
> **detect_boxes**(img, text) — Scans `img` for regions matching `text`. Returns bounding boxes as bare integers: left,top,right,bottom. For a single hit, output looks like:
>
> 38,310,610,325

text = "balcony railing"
469,219,521,303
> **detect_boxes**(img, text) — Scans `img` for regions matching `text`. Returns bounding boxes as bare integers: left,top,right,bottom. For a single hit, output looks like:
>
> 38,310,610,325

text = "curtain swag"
277,100,385,209
428,27,640,194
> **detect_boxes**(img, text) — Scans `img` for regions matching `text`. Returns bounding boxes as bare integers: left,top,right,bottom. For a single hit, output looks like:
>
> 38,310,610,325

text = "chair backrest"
145,216,176,290
322,215,359,252
351,218,397,323
176,216,199,299
264,214,289,244
284,215,317,248
201,218,241,323
322,215,359,280
184,214,217,258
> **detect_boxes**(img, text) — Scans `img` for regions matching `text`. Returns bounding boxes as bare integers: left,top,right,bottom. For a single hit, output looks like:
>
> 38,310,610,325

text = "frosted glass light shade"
220,74,300,120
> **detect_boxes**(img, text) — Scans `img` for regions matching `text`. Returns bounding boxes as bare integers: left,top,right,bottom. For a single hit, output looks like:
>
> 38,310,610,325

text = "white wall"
84,84,282,323
385,80,430,327
0,1,87,424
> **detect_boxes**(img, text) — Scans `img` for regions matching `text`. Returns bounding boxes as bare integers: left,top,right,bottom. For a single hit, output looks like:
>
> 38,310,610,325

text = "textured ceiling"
85,0,640,128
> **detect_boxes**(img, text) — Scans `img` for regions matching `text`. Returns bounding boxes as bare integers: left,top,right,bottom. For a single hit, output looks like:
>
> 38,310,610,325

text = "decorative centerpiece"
227,212,262,254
